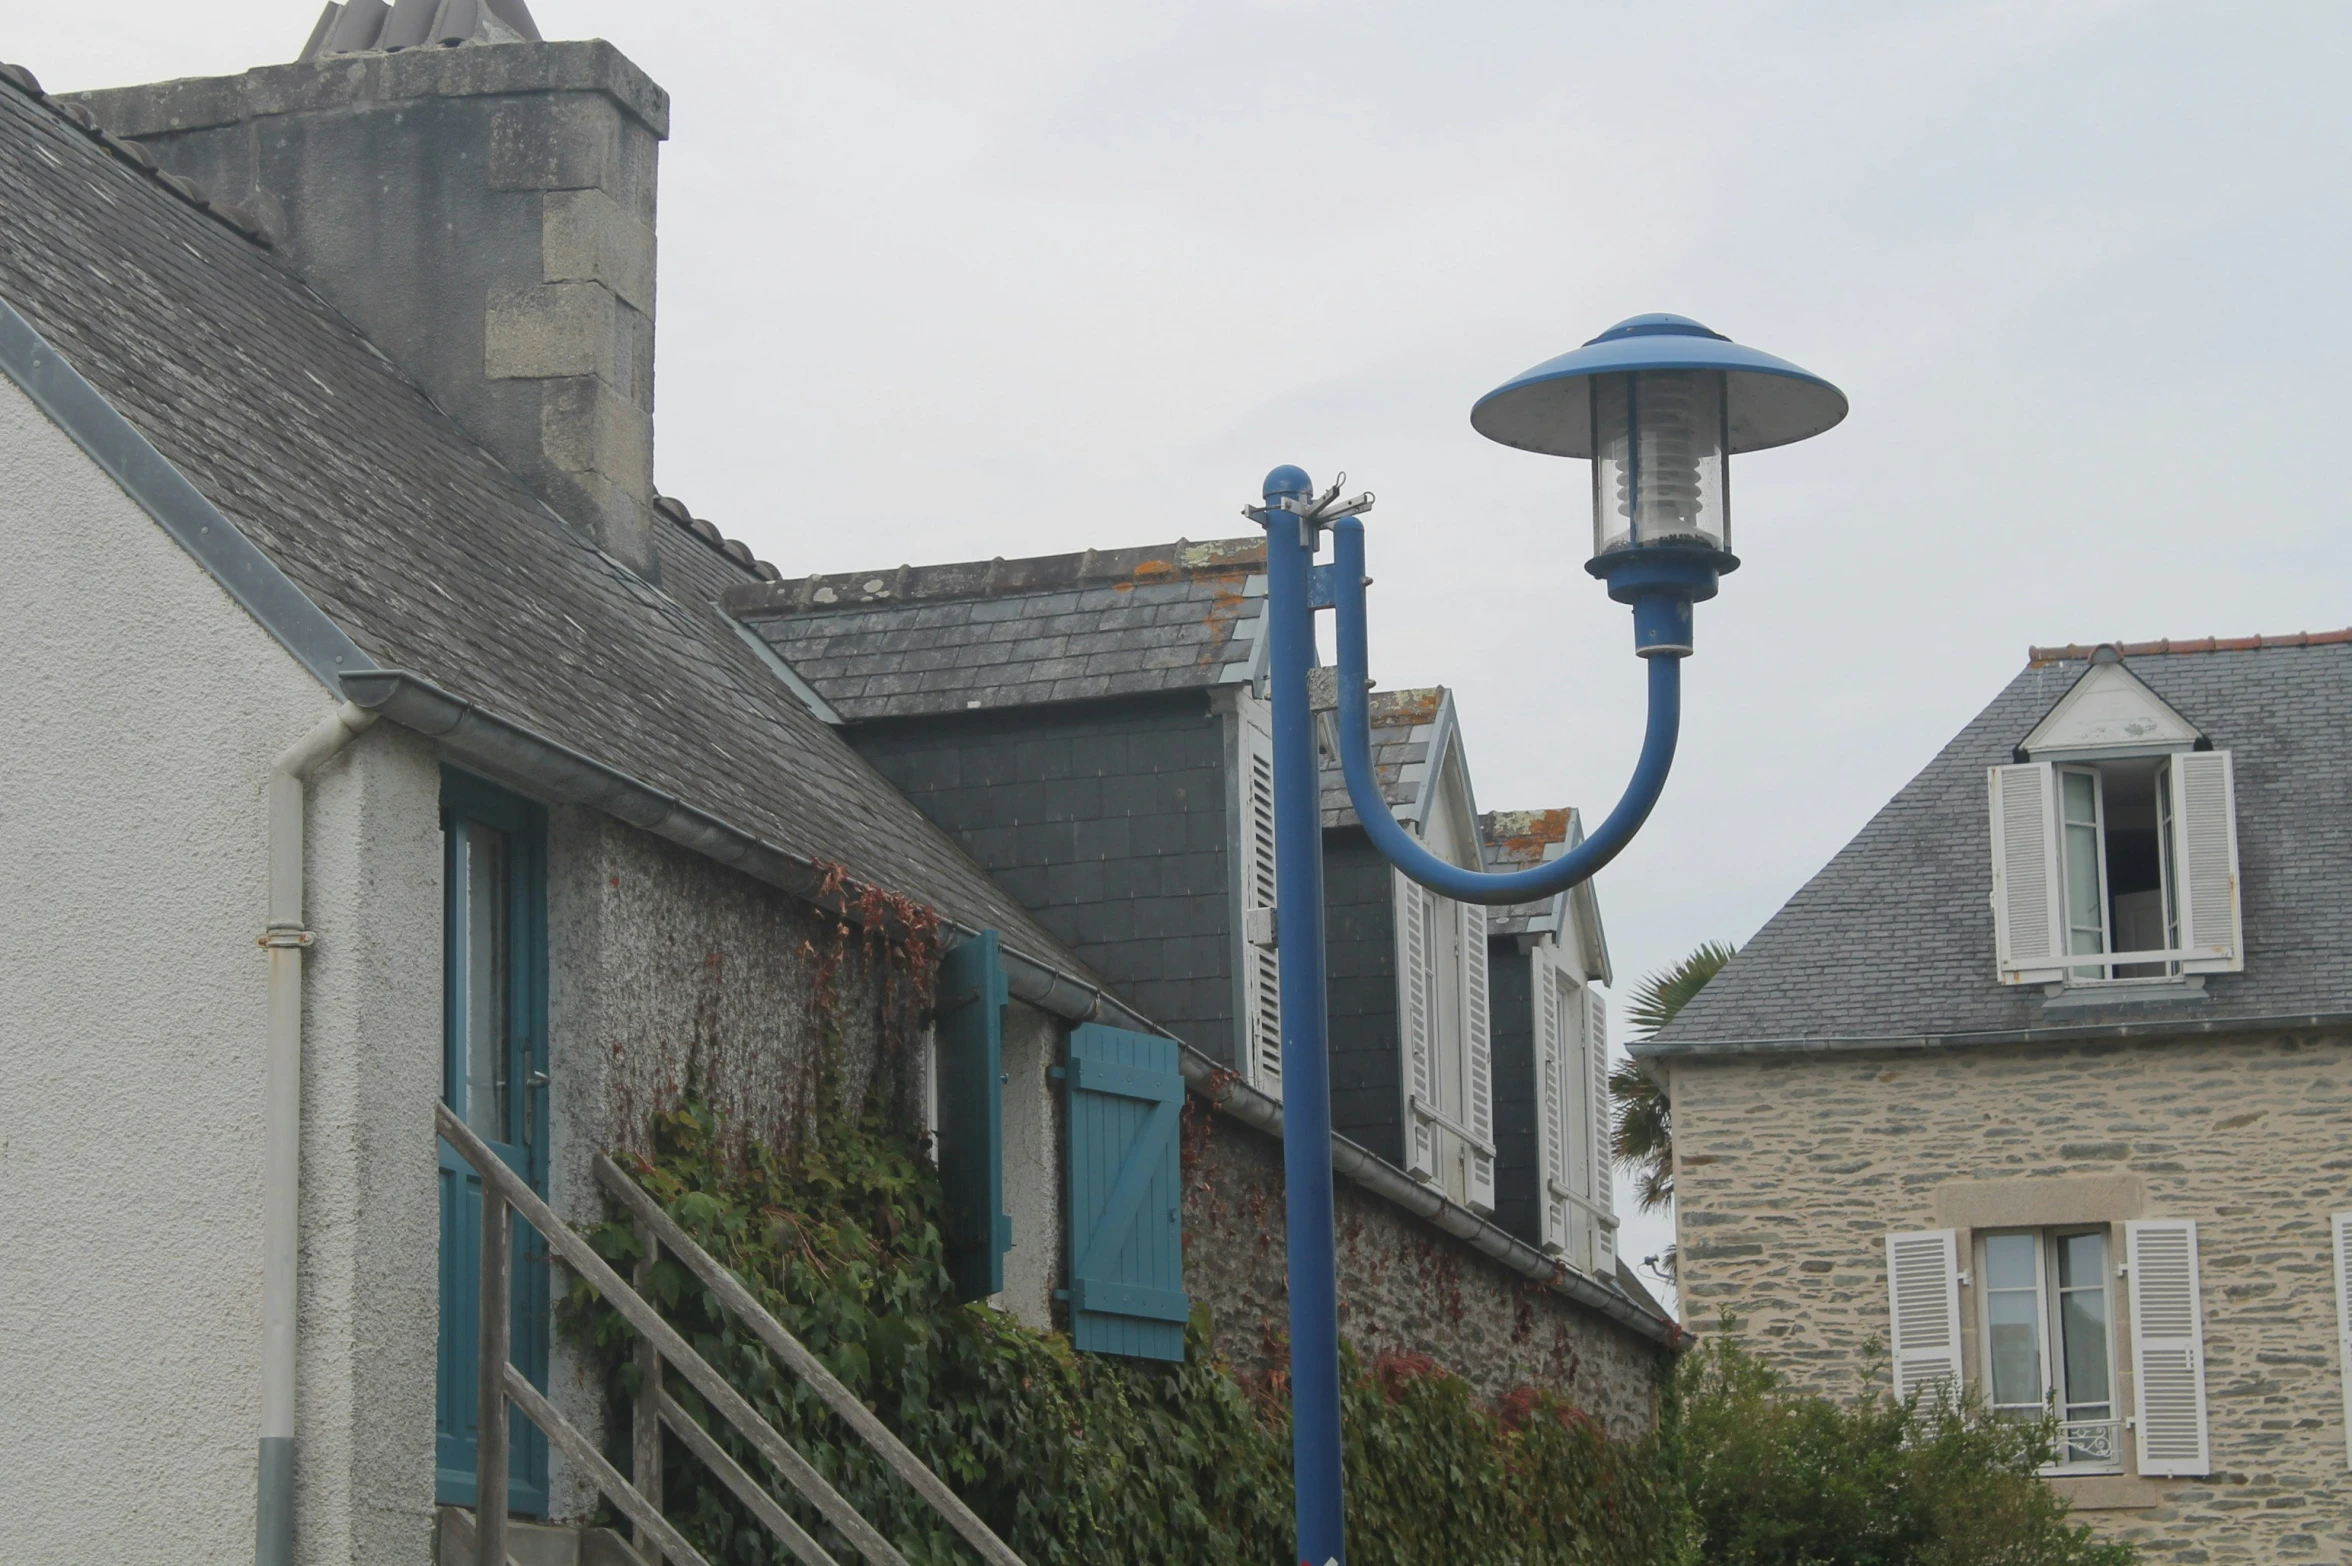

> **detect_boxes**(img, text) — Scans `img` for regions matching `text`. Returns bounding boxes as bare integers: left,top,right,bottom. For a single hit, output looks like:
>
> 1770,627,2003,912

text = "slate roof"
723,539,1268,721
1642,639,2352,1054
0,68,1084,967
1480,810,1576,937
1320,686,1457,829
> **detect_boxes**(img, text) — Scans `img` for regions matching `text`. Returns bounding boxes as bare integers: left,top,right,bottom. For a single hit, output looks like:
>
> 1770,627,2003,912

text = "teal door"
436,770,551,1515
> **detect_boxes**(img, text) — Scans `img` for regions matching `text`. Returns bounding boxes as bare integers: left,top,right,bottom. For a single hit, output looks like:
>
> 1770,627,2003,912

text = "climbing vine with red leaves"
790,858,946,1138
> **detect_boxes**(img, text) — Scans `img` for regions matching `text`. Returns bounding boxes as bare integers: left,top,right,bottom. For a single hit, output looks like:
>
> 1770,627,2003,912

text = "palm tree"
1610,940,1736,1212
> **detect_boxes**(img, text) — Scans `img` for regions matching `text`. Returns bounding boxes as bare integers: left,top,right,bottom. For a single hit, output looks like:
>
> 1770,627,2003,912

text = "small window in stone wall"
1888,1221,2212,1481
1977,1229,2122,1474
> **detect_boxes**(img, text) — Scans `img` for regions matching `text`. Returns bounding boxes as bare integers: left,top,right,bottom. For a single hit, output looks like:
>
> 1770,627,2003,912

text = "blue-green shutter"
1065,1024,1188,1362
936,931,1011,1303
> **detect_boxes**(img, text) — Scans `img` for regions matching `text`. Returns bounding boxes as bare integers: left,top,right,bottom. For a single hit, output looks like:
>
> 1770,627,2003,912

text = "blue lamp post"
1251,314,1846,1566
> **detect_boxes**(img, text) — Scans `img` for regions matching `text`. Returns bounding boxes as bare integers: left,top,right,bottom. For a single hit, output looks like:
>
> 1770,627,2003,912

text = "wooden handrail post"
477,1183,512,1566
633,1216,666,1566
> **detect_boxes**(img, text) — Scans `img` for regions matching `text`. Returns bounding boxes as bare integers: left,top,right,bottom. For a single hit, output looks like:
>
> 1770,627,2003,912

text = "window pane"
463,824,512,1141
1987,1290,2044,1407
2061,769,2099,826
2055,1231,2112,1415
2061,771,2106,966
2058,1291,2111,1410
1983,1233,2038,1289
2054,1230,2105,1289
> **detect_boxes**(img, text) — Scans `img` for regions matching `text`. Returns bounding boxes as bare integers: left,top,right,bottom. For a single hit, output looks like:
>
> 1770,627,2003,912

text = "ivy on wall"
570,1101,1691,1565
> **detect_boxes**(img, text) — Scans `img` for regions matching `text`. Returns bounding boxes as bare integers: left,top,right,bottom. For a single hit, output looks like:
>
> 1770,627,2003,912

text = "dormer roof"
723,538,1267,721
2016,650,2203,761
1318,686,1465,832
1481,809,1613,985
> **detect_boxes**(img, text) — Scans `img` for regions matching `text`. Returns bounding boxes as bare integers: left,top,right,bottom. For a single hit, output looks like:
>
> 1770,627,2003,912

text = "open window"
1978,1229,2122,1473
1990,656,2240,984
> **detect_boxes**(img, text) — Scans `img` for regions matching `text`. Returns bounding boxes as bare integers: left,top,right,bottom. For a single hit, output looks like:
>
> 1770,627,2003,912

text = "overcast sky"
21,1,2351,1298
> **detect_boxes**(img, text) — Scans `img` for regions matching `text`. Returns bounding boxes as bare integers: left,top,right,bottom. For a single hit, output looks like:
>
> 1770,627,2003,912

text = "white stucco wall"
0,372,444,1563
998,999,1064,1331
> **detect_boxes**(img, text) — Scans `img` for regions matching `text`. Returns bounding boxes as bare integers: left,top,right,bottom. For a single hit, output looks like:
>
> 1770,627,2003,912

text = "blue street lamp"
1251,313,1845,1566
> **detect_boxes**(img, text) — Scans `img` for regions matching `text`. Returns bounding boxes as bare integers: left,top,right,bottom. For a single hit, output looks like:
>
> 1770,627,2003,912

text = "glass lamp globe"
1470,313,1848,564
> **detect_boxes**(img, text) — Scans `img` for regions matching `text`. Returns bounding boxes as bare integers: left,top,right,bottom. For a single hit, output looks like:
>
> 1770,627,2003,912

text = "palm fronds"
1610,940,1736,1212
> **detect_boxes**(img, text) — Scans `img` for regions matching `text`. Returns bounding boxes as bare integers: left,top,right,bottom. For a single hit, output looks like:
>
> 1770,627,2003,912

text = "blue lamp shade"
1471,314,1848,560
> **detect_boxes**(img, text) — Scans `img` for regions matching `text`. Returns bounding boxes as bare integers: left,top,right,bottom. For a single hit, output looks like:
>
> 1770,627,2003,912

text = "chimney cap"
300,0,544,61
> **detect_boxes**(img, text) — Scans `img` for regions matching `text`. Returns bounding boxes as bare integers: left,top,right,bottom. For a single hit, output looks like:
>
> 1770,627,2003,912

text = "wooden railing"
436,1103,1026,1566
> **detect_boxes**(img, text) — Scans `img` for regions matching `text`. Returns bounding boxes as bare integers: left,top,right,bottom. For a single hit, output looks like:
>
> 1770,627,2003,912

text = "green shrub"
569,1102,1688,1565
1677,1326,2136,1566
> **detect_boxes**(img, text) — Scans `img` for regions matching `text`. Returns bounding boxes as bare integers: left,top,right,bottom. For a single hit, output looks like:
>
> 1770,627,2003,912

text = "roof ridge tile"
652,491,780,582
2027,626,2352,666
2,59,281,249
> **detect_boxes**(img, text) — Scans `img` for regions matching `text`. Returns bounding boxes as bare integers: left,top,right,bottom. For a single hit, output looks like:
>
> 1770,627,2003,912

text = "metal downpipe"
257,702,377,1566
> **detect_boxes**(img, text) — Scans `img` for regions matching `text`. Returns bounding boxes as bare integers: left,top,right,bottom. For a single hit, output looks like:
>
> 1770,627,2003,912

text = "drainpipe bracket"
258,926,316,949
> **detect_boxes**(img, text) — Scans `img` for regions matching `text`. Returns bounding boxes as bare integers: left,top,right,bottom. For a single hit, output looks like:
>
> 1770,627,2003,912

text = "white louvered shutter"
1535,953,1570,1254
2127,1219,2211,1476
2170,752,2243,973
2334,1212,2352,1472
1238,703,1282,1095
1461,902,1495,1212
2334,1213,2352,1472
1395,873,1438,1179
1588,989,1614,1276
1885,1229,1963,1402
1988,762,2064,983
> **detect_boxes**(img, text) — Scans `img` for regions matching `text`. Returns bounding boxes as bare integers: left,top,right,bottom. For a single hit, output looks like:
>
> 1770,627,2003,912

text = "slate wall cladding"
1488,944,1542,1249
1671,1030,2352,1561
1324,829,1406,1169
848,692,1241,1066
1182,1111,1664,1440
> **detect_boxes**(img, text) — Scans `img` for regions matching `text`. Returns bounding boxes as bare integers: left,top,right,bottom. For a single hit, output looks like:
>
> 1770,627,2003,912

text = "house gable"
0,297,367,691
1639,637,2352,1055
2019,656,2203,761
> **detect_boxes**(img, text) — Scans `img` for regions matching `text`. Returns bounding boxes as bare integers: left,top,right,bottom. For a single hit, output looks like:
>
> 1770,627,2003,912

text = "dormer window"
2055,759,2174,979
1989,653,2242,984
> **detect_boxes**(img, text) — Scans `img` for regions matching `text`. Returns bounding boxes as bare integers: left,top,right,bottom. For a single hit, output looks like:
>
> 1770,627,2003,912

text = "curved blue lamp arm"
1329,515,1681,906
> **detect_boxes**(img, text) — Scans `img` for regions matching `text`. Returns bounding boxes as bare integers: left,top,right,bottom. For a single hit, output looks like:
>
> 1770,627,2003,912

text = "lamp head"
1471,315,1846,656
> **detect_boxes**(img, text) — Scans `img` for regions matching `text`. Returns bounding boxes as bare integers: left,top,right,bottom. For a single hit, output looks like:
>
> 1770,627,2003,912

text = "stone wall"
1182,1109,1667,1441
1670,1029,2352,1561
543,807,928,1519
546,806,917,1184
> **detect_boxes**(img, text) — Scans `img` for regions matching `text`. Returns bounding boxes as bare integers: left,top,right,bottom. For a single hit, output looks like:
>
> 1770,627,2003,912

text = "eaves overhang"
0,292,373,690
1631,1009,2352,1061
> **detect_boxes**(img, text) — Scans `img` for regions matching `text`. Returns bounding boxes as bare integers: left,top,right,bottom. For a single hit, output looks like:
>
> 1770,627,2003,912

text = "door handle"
523,1066,549,1145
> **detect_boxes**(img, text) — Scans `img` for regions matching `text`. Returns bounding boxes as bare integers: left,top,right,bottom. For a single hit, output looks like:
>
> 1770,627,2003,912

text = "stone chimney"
70,4,668,579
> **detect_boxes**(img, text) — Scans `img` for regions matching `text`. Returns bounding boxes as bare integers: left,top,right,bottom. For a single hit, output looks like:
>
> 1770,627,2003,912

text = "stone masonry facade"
1183,1109,1667,1441
1670,1028,2352,1561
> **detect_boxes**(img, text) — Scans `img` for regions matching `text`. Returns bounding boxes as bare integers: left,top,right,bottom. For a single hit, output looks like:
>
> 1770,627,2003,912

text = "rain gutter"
1631,1009,2352,1061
